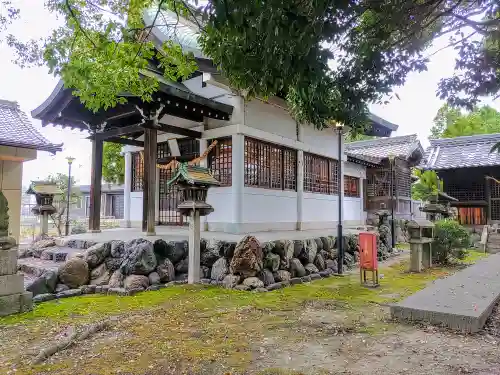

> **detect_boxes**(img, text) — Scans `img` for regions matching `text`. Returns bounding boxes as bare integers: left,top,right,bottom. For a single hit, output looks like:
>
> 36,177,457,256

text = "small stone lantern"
26,181,62,237
167,163,220,284
407,219,435,272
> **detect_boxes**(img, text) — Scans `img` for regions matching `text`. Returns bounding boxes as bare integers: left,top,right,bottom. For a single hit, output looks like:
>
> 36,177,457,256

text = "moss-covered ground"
0,250,489,375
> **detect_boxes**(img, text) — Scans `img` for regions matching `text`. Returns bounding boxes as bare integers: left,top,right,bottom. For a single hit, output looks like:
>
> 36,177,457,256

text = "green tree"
102,142,125,185
430,104,500,139
46,173,80,236
3,1,499,132
411,169,442,202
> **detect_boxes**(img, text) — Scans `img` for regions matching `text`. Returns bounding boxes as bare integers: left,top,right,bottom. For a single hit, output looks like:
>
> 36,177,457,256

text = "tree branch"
65,0,97,48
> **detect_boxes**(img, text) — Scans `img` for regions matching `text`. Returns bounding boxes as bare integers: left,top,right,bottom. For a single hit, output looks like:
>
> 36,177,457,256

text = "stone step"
18,257,59,278
38,246,85,262
55,238,97,250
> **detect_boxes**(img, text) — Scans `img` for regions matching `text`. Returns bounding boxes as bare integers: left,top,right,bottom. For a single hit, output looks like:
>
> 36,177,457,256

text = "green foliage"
3,1,500,131
433,219,470,264
411,169,442,202
430,104,500,139
102,142,125,184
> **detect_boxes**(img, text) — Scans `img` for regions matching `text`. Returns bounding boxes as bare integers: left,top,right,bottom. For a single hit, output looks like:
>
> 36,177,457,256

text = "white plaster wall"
240,187,297,231
244,99,297,139
206,187,233,223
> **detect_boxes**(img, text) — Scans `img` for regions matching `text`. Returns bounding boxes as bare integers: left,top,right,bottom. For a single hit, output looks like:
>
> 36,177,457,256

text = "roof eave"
0,140,63,154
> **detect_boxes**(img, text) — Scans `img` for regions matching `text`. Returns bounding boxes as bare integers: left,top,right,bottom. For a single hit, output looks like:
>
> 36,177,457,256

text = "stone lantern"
167,163,220,284
407,219,435,272
26,181,62,237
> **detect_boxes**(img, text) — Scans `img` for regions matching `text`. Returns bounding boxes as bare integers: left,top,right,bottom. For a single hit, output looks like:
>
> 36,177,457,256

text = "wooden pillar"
486,176,492,224
89,139,103,232
142,127,157,235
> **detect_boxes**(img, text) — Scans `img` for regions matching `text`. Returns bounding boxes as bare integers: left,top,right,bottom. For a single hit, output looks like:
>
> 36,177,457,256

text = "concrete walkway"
391,252,500,333
65,226,371,243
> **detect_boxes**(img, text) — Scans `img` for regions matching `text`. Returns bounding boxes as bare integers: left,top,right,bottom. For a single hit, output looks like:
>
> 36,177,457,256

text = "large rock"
58,258,89,288
242,277,264,289
258,269,275,286
175,257,189,274
293,240,305,258
153,239,171,260
166,241,188,264
222,274,241,289
200,266,211,279
26,271,58,296
262,242,275,255
29,238,56,258
229,235,263,278
89,263,110,286
314,254,326,271
148,272,161,285
200,243,220,267
85,243,111,268
263,253,280,272
124,275,149,290
104,257,123,272
290,258,306,278
314,238,323,251
110,240,126,258
211,257,229,281
156,258,175,283
273,270,291,283
320,237,330,251
219,241,236,259
120,239,157,275
273,240,294,269
304,263,319,275
302,239,318,264
108,270,124,288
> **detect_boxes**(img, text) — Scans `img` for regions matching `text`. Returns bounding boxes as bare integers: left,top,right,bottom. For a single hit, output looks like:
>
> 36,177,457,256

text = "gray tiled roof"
345,134,424,163
421,133,500,170
0,100,62,153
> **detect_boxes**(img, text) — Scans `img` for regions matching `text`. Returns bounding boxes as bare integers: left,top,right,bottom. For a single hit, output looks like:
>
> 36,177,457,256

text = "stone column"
0,192,32,317
188,210,201,284
123,151,132,228
199,139,208,230
296,150,304,230
231,134,244,233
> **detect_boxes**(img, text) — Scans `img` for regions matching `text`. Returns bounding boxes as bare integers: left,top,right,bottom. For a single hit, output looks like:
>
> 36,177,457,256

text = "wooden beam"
150,122,202,138
89,139,103,232
105,137,144,147
142,127,157,235
95,124,145,140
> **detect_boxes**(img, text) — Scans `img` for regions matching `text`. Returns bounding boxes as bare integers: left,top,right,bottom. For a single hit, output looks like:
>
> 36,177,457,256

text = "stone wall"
22,231,401,302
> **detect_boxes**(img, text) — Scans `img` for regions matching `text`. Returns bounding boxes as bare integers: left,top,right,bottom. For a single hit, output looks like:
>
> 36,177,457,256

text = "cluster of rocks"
206,234,363,292
22,230,403,303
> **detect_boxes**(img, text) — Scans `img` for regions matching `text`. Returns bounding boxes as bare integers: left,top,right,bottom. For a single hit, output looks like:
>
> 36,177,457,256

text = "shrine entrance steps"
391,252,500,333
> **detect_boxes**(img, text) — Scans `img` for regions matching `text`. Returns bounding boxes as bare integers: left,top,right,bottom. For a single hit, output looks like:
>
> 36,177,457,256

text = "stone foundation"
0,247,33,316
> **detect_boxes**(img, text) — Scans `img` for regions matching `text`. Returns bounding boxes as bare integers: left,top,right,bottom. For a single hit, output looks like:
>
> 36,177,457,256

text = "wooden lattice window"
446,182,485,201
208,138,232,186
244,137,297,191
157,142,170,159
491,180,500,199
131,152,144,192
304,153,338,195
344,176,360,197
396,166,411,197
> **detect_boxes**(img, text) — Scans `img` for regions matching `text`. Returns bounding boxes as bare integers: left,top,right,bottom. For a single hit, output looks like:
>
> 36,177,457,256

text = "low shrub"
433,219,470,264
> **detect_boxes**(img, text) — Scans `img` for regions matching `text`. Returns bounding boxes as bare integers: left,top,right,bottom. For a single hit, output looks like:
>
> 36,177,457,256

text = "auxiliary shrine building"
32,7,422,235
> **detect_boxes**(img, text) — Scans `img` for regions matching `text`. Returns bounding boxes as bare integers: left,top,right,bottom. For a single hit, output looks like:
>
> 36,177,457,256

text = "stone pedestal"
410,244,423,272
0,241,33,317
188,210,201,284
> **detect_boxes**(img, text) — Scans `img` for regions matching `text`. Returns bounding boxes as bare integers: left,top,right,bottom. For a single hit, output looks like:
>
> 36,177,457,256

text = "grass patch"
0,249,488,375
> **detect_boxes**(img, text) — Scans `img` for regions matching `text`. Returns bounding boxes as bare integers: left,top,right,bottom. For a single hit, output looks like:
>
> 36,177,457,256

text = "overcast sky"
1,1,499,186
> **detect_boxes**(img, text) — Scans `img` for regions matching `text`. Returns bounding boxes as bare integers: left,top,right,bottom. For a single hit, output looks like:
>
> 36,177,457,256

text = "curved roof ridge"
429,132,500,147
345,134,417,150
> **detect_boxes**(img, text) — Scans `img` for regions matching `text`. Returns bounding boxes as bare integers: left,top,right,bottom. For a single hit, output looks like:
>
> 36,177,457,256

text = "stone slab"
0,274,25,296
390,252,500,333
0,291,33,317
0,249,17,276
